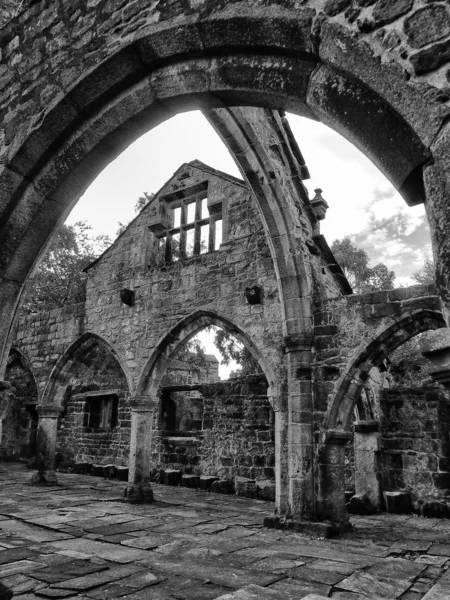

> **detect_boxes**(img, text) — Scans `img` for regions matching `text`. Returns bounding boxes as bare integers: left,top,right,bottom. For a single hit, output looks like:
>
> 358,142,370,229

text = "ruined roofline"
83,160,246,273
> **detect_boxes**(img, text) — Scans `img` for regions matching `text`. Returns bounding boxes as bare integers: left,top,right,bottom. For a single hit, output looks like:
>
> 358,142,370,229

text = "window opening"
173,207,181,228
214,220,223,250
200,197,208,220
200,224,209,254
171,232,181,262
156,192,223,265
83,394,118,431
187,201,196,224
186,228,195,258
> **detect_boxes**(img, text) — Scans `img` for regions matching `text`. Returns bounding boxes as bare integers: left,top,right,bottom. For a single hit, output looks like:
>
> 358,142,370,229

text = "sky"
66,109,432,377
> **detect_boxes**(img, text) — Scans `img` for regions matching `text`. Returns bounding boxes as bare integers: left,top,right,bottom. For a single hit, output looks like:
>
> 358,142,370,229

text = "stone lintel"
354,420,380,434
36,405,63,418
325,430,352,445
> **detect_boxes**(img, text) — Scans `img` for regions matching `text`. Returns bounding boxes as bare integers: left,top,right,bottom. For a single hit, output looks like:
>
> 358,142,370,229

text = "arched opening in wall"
342,326,450,519
3,349,38,459
150,323,275,501
45,337,131,470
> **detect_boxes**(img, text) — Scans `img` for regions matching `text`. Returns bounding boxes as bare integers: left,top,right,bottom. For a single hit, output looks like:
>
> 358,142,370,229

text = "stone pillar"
354,421,382,509
318,430,352,528
125,396,157,503
33,404,62,485
284,336,315,520
273,408,289,514
420,328,450,388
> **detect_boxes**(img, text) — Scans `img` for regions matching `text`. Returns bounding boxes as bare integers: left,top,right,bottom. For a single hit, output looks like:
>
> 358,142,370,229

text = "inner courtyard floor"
0,464,448,600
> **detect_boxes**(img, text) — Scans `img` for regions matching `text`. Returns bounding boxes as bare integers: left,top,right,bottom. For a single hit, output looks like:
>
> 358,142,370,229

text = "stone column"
318,430,352,528
33,404,62,485
284,335,315,521
125,396,157,503
354,421,382,509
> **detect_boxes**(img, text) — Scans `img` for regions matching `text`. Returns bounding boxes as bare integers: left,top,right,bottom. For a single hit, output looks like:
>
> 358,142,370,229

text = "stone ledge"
263,515,348,538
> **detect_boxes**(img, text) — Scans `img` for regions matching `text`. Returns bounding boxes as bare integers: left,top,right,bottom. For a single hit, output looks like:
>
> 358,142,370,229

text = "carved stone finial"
311,188,329,221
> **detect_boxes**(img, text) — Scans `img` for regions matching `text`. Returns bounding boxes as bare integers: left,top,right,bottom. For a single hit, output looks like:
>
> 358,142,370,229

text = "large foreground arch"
1,3,449,371
1,1,449,525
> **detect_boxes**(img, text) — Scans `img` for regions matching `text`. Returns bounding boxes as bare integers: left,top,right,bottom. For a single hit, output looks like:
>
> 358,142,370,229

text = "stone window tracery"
149,189,223,265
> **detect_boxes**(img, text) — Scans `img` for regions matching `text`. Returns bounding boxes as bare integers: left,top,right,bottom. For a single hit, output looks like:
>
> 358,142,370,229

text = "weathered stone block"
116,466,129,481
103,464,117,479
410,37,450,75
73,462,92,474
422,500,450,519
210,479,235,495
383,491,413,514
404,5,450,49
235,476,257,498
181,474,200,488
163,469,182,486
257,479,275,501
347,493,377,515
323,0,352,17
91,464,104,477
199,475,218,490
372,0,413,27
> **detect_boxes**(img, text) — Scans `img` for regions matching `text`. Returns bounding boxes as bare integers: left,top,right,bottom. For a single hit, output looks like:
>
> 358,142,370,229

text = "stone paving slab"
0,464,449,599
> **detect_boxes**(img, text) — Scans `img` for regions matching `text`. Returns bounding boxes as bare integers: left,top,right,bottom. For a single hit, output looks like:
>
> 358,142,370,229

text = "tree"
331,237,395,293
21,222,111,315
117,192,154,236
413,257,435,285
388,335,435,388
213,328,262,377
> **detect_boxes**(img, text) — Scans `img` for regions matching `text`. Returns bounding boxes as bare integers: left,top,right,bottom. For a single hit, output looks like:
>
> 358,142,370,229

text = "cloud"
332,186,431,281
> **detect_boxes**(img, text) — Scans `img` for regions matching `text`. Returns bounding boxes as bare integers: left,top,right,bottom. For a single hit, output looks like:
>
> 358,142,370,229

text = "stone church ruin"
0,0,450,537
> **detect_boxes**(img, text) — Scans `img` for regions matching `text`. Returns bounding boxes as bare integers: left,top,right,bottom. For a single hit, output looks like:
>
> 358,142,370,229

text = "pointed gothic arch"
42,332,132,407
326,309,445,433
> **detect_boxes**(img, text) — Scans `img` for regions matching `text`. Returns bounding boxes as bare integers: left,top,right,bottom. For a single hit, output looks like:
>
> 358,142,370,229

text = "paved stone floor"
0,464,448,600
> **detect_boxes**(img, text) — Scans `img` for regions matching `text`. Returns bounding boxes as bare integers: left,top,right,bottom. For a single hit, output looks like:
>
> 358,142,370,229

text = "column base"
124,482,154,504
263,514,350,538
30,470,58,486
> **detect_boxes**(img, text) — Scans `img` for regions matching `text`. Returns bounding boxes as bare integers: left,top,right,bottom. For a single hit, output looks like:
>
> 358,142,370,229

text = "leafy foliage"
117,192,154,236
388,335,435,388
213,328,262,377
413,257,435,285
331,237,396,293
21,222,110,315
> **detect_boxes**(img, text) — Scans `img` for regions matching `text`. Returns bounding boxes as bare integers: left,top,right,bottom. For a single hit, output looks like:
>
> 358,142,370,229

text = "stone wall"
380,387,450,505
152,375,275,483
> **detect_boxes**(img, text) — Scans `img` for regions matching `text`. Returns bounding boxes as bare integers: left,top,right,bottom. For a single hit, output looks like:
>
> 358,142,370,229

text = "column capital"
130,396,158,412
37,404,63,418
325,430,352,445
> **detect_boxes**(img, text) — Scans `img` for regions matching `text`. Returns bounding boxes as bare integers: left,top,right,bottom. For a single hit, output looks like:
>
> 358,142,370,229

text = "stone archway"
136,309,279,406
1,5,448,371
326,309,446,433
132,309,288,510
319,308,445,524
0,0,449,521
42,332,133,407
